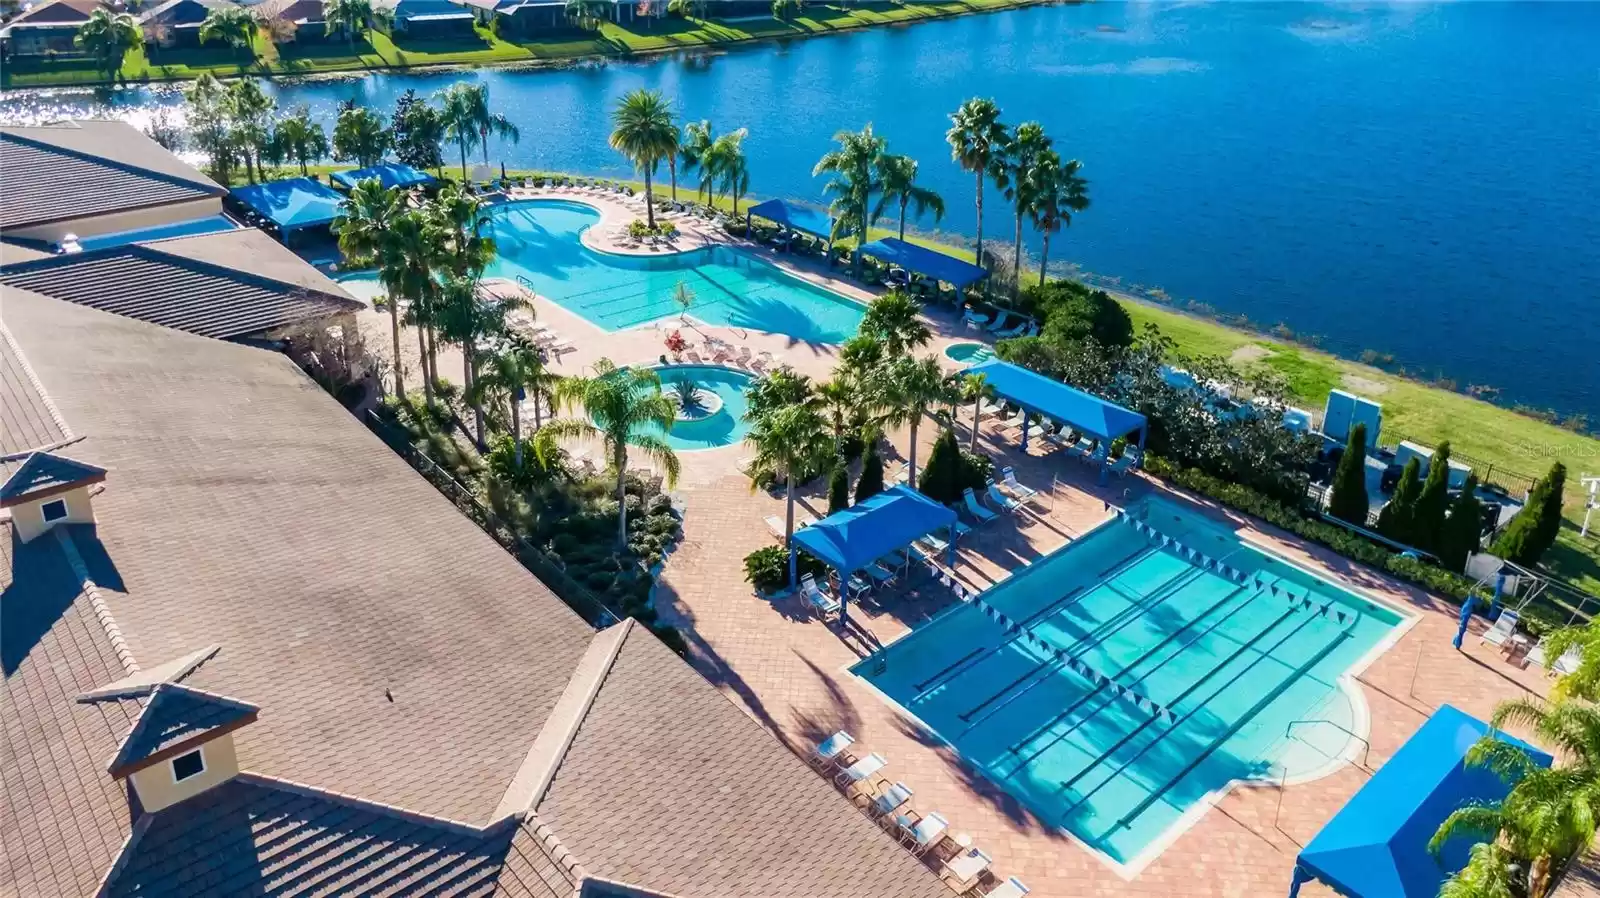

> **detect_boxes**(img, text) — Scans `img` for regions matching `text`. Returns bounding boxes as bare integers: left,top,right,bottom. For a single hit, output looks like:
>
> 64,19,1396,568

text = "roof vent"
0,450,106,543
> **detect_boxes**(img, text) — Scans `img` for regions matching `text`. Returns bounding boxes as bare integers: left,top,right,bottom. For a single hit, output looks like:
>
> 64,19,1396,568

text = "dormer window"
0,451,107,543
171,749,205,782
40,498,68,522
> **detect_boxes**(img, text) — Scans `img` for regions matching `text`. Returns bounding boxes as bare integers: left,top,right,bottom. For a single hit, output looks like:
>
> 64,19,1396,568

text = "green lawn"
1,0,1049,89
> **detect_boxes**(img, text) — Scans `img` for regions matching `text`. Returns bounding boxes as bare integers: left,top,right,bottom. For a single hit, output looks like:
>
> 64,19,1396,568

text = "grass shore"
266,162,1600,595
1,0,1050,90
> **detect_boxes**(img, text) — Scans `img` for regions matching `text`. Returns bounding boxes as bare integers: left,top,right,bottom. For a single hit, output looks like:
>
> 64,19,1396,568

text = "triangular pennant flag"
1270,584,1279,596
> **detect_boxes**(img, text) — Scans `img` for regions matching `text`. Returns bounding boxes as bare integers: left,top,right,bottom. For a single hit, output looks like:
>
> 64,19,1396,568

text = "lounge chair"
1480,609,1521,647
962,488,998,523
734,346,754,367
806,580,841,617
811,731,855,769
963,307,991,328
1107,454,1138,478
986,481,1023,514
986,877,1030,898
916,531,951,555
765,515,789,541
835,752,887,789
865,562,897,587
900,811,949,855
1527,640,1583,676
1000,466,1039,500
985,311,1013,334
870,781,913,818
994,317,1033,338
943,847,993,889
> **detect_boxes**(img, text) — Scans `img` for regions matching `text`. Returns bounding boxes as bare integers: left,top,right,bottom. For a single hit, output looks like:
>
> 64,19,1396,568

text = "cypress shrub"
855,442,885,504
1493,461,1568,566
827,462,850,514
1438,474,1484,573
1411,442,1453,553
918,429,964,505
1327,423,1370,526
1376,457,1422,546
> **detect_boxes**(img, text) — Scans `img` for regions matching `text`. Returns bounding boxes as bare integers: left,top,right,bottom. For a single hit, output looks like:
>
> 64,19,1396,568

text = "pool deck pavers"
348,206,1557,898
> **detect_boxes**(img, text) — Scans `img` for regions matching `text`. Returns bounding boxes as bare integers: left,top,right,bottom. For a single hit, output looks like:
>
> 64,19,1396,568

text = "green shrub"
1411,441,1452,553
959,450,995,495
918,429,964,505
1376,457,1422,546
1439,474,1484,573
855,443,885,504
1327,423,1370,526
1493,461,1568,566
742,545,827,593
828,463,850,514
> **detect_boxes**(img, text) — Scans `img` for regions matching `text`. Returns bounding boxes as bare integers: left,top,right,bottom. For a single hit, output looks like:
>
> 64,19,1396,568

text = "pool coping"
844,497,1421,880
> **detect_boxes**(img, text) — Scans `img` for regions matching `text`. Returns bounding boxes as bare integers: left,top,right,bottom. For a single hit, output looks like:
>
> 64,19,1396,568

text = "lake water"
4,1,1597,419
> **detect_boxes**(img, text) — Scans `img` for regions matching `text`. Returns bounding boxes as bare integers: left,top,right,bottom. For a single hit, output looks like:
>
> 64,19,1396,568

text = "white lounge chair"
802,575,840,616
986,877,1030,898
1481,609,1520,647
871,781,913,818
994,317,1032,338
1528,640,1583,676
986,481,1023,514
811,730,855,769
962,488,998,523
963,308,991,328
1001,466,1039,500
943,847,992,889
835,752,887,789
900,811,949,855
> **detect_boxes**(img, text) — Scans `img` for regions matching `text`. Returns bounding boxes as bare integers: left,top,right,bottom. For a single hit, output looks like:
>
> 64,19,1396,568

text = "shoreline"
0,0,1061,92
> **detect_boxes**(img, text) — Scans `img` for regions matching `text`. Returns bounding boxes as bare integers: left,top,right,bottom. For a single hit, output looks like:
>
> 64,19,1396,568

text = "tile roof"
0,121,224,229
3,0,101,26
0,450,105,506
102,776,579,898
108,683,259,775
536,624,950,898
0,524,145,898
0,233,363,340
0,317,68,455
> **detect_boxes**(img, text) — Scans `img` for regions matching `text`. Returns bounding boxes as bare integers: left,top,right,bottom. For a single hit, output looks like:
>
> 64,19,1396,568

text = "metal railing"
1273,718,1375,845
365,409,623,629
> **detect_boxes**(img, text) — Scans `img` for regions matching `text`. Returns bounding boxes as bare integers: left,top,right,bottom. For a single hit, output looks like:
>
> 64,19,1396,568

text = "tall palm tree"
272,105,329,176
386,209,445,407
334,181,407,397
946,97,1009,269
198,5,258,49
324,0,385,47
470,339,555,468
1029,154,1090,287
1433,696,1600,898
224,79,275,184
815,377,856,454
999,121,1051,298
436,275,516,446
75,8,142,81
609,89,679,230
813,124,886,277
546,359,681,548
711,128,750,213
436,83,481,181
665,122,682,202
460,82,521,171
680,119,716,203
961,372,991,450
880,355,952,489
875,153,945,241
331,106,391,168
859,290,931,357
745,403,831,587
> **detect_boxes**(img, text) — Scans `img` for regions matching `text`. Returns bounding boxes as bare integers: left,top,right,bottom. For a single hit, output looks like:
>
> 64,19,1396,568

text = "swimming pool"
618,364,754,452
944,341,995,365
76,214,238,252
334,270,384,304
851,496,1406,871
485,200,865,342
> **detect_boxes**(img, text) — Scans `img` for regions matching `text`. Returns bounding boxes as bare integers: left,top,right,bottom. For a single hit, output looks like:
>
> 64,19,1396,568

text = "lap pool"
485,200,865,343
851,496,1407,871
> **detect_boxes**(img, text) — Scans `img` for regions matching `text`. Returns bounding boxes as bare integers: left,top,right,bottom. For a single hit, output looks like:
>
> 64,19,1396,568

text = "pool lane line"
998,580,1261,770
912,647,989,693
1054,597,1323,813
1110,619,1357,831
955,563,1211,724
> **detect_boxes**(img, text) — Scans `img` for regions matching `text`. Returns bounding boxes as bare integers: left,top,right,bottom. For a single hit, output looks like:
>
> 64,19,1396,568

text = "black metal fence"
366,409,622,629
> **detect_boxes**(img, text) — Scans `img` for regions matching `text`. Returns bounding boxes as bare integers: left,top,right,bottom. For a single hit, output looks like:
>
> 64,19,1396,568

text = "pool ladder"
1272,718,1374,845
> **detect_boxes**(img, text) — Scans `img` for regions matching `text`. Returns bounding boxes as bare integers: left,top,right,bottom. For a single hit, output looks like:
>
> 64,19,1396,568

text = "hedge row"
1141,455,1564,637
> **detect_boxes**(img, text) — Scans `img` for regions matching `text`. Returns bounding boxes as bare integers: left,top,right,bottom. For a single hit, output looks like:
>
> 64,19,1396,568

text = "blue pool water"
486,200,864,342
334,270,384,304
76,214,237,252
624,363,754,451
853,497,1404,867
7,1,1595,416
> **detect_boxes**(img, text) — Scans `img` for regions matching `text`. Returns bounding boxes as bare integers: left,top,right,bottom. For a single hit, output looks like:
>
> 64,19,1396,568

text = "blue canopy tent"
331,163,437,191
229,178,345,244
1290,704,1552,898
745,199,836,249
964,359,1148,484
856,237,989,290
791,485,958,623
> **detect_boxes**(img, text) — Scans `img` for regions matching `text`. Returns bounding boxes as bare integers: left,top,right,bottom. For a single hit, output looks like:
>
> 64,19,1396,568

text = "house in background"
264,0,328,41
137,0,225,49
0,0,103,57
455,0,568,38
374,0,475,38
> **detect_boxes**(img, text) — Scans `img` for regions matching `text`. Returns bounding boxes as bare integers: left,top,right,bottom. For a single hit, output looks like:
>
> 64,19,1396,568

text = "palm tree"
563,0,609,30
324,0,384,47
75,8,141,81
875,153,945,241
224,78,275,184
859,290,931,356
331,106,391,168
436,276,517,446
665,122,682,202
470,340,555,469
435,83,480,181
198,5,258,49
1029,155,1089,287
813,124,886,277
1433,697,1600,898
272,106,329,176
609,89,679,230
680,119,716,203
460,82,521,171
334,181,408,397
746,403,831,587
430,184,500,438
816,377,856,454
946,97,1009,269
879,355,950,489
999,121,1051,298
546,360,681,548
711,128,750,213
961,372,991,451
386,209,446,406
